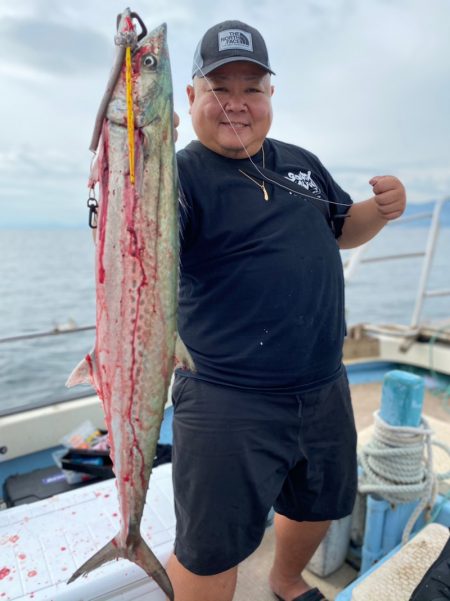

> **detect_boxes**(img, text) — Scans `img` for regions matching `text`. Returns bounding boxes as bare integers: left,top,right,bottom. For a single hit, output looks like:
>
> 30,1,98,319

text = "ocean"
0,218,449,413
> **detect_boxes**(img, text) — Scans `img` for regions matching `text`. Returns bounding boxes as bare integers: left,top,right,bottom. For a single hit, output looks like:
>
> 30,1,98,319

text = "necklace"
238,144,269,201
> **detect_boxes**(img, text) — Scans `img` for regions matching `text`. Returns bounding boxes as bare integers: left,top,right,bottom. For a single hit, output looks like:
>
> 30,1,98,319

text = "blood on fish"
0,568,10,580
28,570,37,578
18,553,26,560
85,354,94,382
9,535,19,543
60,547,66,552
65,19,180,600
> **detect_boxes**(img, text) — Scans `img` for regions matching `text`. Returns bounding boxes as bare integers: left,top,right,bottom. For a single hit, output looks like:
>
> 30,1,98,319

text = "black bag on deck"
3,466,96,507
60,442,172,478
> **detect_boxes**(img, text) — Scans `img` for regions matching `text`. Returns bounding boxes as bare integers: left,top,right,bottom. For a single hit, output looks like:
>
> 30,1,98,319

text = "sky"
1,0,449,228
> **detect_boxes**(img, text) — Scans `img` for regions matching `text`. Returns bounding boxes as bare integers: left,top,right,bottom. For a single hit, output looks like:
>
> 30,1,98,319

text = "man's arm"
338,175,406,249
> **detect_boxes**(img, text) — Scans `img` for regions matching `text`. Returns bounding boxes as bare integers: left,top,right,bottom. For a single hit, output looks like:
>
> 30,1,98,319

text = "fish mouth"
134,114,161,128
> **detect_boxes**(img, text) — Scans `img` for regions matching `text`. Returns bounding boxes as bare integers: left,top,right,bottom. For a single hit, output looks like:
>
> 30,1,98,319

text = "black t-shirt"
176,138,352,393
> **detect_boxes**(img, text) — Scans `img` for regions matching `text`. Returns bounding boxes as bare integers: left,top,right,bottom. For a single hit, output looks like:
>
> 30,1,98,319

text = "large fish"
66,9,191,600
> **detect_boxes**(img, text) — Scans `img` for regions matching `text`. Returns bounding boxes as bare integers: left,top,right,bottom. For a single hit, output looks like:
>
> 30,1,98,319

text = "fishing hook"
89,10,146,153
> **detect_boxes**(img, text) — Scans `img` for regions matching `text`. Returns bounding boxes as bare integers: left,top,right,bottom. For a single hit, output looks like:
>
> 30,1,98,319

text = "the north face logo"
218,29,253,52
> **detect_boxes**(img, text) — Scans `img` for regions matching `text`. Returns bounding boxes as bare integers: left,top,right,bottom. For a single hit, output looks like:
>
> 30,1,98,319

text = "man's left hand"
369,175,406,221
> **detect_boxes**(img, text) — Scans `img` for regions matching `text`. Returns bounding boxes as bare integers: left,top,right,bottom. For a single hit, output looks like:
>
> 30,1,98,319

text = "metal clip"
87,189,98,229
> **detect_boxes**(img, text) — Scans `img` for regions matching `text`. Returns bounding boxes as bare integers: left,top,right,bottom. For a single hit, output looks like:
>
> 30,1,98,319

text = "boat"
1,197,449,600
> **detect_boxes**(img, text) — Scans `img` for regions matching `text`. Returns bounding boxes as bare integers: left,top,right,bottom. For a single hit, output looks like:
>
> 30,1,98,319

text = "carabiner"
87,189,98,229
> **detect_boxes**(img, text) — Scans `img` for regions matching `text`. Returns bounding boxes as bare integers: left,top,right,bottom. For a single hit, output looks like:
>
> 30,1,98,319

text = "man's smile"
220,121,250,128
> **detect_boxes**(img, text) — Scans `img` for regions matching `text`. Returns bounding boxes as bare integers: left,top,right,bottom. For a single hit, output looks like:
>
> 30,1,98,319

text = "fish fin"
66,349,96,388
67,535,174,601
174,334,196,372
129,536,174,601
67,537,121,584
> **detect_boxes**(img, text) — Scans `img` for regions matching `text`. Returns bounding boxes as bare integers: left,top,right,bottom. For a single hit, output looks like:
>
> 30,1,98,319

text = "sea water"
0,223,449,413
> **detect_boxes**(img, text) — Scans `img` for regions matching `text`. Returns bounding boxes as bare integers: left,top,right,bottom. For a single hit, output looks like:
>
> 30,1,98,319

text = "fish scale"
65,9,192,601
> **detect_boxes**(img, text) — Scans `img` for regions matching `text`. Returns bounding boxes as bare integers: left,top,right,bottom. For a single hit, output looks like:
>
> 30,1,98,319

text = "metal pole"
410,199,446,328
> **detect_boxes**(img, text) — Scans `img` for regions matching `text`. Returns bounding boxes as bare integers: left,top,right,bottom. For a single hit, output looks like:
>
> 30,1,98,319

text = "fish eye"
142,54,157,70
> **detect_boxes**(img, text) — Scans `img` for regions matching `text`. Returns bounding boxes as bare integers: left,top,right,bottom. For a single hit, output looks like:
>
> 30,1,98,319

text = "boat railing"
0,324,95,345
344,197,450,332
1,199,448,416
0,324,97,417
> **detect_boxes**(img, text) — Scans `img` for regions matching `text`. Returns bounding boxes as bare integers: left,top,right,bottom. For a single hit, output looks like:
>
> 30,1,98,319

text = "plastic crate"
337,494,450,600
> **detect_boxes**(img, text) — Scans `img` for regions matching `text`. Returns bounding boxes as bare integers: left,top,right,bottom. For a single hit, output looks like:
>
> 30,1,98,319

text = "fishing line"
192,58,352,208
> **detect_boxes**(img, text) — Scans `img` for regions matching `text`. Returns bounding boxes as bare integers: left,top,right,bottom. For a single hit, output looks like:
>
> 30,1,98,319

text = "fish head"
133,23,172,127
107,20,173,129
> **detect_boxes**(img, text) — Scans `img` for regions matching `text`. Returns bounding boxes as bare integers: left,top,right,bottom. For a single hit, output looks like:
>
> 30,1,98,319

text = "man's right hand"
174,111,180,142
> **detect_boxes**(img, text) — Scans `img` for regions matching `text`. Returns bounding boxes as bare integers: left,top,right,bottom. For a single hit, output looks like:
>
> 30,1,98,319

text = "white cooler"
0,463,175,601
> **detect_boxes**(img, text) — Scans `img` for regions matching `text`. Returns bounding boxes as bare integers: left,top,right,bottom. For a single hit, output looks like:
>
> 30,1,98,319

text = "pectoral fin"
174,334,196,372
66,349,97,388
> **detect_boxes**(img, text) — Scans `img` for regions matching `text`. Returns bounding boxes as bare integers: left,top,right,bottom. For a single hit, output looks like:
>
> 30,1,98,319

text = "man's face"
187,61,274,159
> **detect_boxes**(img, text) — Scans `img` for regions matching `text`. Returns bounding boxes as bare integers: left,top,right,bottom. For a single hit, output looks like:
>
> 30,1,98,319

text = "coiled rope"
358,411,450,543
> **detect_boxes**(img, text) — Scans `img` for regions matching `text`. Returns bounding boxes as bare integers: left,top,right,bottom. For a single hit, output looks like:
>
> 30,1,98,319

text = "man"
167,20,406,601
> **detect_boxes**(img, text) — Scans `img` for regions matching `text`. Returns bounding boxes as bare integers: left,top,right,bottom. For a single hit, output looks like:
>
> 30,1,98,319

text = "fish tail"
67,536,122,583
129,536,174,601
67,535,174,601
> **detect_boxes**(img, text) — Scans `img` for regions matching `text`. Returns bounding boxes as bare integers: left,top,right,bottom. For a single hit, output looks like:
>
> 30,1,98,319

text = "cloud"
0,16,110,75
1,0,450,227
0,147,85,178
0,148,88,227
331,164,450,204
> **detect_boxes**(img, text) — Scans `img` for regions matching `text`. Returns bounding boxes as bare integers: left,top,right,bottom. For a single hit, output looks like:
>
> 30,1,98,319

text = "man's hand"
369,175,406,221
174,111,180,142
338,175,407,249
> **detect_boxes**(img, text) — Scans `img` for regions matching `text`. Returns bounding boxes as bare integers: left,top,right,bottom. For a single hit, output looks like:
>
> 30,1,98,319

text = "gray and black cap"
192,20,275,78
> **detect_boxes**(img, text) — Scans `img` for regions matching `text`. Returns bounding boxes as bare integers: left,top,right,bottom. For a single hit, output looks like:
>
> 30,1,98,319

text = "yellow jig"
125,46,135,186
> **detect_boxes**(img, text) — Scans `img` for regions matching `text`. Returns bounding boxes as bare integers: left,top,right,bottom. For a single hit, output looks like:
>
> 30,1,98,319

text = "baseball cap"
192,20,275,78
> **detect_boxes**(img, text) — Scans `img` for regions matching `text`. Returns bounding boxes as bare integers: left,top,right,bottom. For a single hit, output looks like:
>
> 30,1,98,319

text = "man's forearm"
338,198,387,249
338,175,406,249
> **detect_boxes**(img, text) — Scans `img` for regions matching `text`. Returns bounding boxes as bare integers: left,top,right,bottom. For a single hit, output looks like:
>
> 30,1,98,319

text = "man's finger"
382,209,403,221
370,177,399,195
173,111,180,143
373,190,401,206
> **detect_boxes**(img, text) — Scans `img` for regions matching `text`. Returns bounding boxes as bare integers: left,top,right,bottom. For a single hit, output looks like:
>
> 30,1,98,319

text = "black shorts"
171,370,357,576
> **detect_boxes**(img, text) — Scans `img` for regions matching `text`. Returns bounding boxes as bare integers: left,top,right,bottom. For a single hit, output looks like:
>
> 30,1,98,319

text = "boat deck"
235,380,450,601
1,377,449,600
